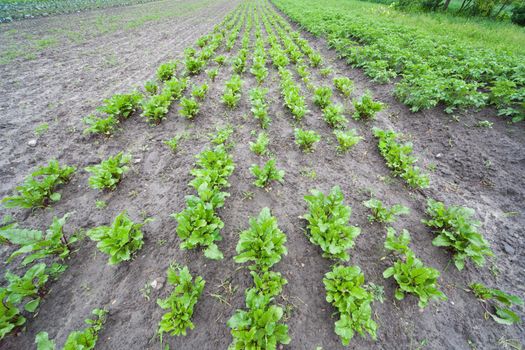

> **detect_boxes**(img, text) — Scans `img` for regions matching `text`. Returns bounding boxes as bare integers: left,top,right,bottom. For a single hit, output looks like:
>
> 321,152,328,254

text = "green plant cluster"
352,91,385,120
249,87,271,129
470,282,523,325
35,308,108,350
422,199,493,270
363,198,410,223
294,128,321,152
373,128,430,188
157,265,205,338
323,265,378,345
383,227,447,308
302,186,361,261
85,152,131,190
279,68,308,120
250,158,285,188
86,211,150,265
83,92,142,135
2,160,75,209
173,144,235,260
272,0,524,121
334,129,362,152
250,131,270,156
228,208,290,349
222,74,243,109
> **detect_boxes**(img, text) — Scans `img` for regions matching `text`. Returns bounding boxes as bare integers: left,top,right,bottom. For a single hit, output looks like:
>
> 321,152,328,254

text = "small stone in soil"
27,139,37,147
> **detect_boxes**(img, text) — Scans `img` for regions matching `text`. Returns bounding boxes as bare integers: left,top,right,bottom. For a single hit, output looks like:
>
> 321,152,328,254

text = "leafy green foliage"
234,208,288,272
83,114,118,136
383,227,446,308
141,91,171,124
228,290,290,350
210,125,234,146
206,68,219,82
0,288,25,340
470,283,523,325
35,308,108,350
4,262,53,313
323,265,377,345
157,265,205,337
189,145,235,191
373,128,430,188
85,152,131,190
164,135,181,153
2,160,75,209
249,87,271,129
249,132,269,156
294,128,321,152
333,76,354,97
363,198,410,223
422,199,493,270
157,61,178,81
144,80,158,95
302,186,361,261
3,214,77,266
353,92,385,120
214,55,226,65
164,77,188,100
323,103,348,129
279,68,308,120
334,129,362,152
250,159,285,188
172,183,227,260
185,56,205,75
87,211,148,265
97,92,142,120
222,74,243,109
179,97,200,119
191,83,209,100
313,86,333,109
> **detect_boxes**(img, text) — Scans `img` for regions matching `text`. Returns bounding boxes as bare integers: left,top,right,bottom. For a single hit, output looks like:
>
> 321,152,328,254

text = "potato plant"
2,160,76,209
250,158,285,188
323,265,377,345
157,265,205,337
363,198,410,224
422,199,493,271
353,92,384,120
383,227,446,308
470,283,523,325
85,152,131,190
35,308,108,350
302,186,361,261
86,211,149,265
334,129,362,152
294,128,321,152
373,128,430,189
249,132,269,156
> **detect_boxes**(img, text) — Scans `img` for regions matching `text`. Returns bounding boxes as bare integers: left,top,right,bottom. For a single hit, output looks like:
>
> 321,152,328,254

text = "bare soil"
1,1,524,350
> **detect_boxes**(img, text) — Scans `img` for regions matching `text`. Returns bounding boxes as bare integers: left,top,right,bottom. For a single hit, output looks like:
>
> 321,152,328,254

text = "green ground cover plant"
2,160,75,209
85,152,131,190
302,186,361,261
422,199,493,270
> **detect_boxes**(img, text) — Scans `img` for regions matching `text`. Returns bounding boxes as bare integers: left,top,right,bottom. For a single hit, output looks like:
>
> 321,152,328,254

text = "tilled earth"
0,0,524,349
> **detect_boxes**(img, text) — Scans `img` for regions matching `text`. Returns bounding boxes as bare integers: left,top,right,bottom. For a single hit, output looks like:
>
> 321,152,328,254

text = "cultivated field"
0,0,524,349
